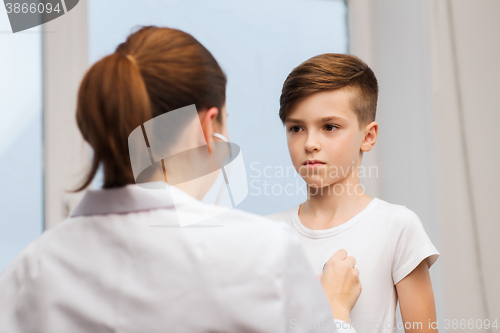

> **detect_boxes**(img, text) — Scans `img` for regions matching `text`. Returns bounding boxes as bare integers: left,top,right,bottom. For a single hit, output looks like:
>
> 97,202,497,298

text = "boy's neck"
299,175,373,230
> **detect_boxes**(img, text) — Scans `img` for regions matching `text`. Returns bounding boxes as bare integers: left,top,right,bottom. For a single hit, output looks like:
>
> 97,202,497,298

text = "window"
88,0,348,214
0,13,43,272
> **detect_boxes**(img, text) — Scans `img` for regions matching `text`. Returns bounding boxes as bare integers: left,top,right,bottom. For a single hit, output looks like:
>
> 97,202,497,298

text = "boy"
266,54,439,333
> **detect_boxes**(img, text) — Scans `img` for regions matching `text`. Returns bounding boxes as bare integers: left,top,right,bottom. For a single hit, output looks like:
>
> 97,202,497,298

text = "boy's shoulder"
369,198,425,230
371,199,439,280
263,199,425,235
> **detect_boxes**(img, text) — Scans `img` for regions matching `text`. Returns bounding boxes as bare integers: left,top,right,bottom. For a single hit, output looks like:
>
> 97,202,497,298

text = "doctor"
0,26,361,332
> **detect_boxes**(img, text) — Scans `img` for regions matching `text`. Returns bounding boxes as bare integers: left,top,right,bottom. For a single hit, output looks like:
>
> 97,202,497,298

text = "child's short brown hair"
279,53,378,129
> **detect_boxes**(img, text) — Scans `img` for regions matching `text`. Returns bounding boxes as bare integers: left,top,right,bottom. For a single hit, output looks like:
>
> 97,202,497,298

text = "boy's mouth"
303,159,326,166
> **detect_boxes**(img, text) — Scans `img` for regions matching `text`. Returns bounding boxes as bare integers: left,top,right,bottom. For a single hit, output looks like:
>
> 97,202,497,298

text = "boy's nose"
304,135,321,152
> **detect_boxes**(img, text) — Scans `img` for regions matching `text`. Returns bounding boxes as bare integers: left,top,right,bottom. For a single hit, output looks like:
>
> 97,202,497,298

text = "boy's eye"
324,124,339,132
289,126,303,133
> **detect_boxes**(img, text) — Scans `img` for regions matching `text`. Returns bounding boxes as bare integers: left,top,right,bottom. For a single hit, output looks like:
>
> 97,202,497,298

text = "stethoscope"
212,132,235,208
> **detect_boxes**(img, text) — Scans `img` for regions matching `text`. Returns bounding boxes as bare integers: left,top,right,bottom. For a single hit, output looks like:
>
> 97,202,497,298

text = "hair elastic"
126,54,137,67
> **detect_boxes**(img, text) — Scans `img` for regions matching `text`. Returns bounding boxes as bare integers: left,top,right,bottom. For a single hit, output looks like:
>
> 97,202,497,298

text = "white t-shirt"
266,197,439,333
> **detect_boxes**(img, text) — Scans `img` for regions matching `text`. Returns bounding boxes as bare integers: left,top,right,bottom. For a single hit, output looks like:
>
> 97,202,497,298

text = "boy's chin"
304,178,336,188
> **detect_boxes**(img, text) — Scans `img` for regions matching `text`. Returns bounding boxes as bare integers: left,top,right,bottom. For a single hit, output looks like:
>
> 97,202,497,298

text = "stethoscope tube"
212,133,235,208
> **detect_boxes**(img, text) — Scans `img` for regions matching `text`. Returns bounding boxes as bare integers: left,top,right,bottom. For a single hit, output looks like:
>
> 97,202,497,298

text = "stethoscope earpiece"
213,132,229,142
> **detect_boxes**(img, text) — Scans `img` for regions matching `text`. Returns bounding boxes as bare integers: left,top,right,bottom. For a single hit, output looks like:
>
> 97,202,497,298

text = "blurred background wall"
0,0,498,332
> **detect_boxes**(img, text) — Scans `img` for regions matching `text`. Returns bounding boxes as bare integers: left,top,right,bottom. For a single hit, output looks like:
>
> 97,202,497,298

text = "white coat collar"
70,182,198,217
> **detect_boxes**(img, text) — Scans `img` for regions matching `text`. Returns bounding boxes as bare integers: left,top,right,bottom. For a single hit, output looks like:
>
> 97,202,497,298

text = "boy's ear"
361,121,378,152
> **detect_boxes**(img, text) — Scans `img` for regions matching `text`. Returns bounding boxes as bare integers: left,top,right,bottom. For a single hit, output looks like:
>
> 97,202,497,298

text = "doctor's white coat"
0,183,356,333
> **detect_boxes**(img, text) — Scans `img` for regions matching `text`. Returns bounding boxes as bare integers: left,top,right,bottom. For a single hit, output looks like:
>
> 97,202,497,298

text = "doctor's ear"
198,107,219,134
199,107,220,145
361,121,378,152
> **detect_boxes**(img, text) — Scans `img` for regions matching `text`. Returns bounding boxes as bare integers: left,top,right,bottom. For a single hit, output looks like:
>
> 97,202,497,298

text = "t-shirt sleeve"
390,206,440,285
280,229,357,333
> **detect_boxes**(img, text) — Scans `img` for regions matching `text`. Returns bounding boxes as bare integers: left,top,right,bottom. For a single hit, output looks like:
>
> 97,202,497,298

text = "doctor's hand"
318,249,361,323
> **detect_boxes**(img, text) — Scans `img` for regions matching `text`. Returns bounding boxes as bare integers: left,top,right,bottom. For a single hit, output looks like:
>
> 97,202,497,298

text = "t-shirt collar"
291,198,380,239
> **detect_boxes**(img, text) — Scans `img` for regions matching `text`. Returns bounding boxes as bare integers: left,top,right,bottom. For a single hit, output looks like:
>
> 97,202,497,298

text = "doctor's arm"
319,249,361,324
396,260,438,333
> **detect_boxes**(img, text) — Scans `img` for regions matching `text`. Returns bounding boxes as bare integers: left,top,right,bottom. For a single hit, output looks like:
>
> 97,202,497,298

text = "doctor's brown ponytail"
74,26,227,191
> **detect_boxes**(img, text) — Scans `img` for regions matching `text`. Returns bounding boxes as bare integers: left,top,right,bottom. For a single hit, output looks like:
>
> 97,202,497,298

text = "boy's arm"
396,260,438,333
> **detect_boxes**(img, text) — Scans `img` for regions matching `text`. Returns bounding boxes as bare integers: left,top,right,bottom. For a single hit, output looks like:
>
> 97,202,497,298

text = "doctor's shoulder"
0,218,67,308
264,206,296,229
216,207,296,240
208,207,302,258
